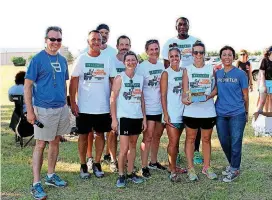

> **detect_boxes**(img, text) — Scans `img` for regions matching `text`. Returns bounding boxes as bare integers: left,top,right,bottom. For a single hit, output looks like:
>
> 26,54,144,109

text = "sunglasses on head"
147,39,158,45
193,51,205,55
169,43,178,48
48,38,62,42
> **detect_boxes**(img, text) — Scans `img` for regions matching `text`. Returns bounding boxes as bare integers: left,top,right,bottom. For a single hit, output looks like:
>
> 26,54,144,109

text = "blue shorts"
265,80,272,94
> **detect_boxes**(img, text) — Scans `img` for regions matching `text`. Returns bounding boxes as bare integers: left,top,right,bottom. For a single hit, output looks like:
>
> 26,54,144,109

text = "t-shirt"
164,67,184,123
71,52,117,114
162,36,199,68
137,60,164,115
183,64,216,118
237,61,250,77
117,72,144,119
25,50,69,109
111,56,126,75
215,67,248,117
260,58,272,80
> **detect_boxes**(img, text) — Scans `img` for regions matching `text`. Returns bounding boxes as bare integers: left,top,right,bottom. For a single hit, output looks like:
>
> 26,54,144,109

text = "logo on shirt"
116,68,125,73
84,63,106,82
123,81,142,101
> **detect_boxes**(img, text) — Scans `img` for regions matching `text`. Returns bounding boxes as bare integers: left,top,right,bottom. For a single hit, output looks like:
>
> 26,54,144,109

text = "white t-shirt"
162,36,199,68
183,64,216,118
164,67,184,123
111,56,126,75
71,52,117,114
137,60,164,115
117,72,144,119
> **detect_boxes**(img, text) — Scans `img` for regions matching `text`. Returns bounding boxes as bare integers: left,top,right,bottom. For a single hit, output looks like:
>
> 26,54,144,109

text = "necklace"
46,51,59,87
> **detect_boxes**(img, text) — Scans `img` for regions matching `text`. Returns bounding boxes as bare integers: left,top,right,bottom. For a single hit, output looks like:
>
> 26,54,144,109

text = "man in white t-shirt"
162,17,200,69
81,24,117,58
162,17,204,165
69,30,116,179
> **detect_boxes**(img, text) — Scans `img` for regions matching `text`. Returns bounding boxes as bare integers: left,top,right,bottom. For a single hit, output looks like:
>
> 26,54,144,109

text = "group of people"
20,16,270,200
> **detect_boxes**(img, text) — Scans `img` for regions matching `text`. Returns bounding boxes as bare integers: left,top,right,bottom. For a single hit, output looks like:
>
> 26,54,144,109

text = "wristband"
257,110,263,114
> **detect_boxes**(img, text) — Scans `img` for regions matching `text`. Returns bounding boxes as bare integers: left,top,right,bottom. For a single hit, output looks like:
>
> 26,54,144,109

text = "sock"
81,164,88,173
33,181,41,186
47,173,55,178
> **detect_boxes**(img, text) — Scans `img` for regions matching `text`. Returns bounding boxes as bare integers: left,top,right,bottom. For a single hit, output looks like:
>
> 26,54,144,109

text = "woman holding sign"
161,45,186,182
182,41,217,181
111,51,147,188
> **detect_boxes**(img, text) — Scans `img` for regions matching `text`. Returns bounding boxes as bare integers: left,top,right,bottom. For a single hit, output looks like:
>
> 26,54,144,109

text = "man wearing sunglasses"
25,26,70,200
70,30,117,179
162,17,204,166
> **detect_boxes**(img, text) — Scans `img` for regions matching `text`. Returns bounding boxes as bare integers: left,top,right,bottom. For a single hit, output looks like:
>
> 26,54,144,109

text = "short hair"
219,45,236,59
145,39,160,51
96,24,110,32
15,71,26,85
45,26,62,38
88,30,101,36
117,35,131,46
175,17,190,26
124,51,138,62
193,40,206,53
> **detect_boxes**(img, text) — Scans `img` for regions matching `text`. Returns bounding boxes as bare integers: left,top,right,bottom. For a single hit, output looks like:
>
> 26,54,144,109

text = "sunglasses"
48,38,62,42
193,51,205,55
169,43,178,48
240,54,245,56
147,39,159,45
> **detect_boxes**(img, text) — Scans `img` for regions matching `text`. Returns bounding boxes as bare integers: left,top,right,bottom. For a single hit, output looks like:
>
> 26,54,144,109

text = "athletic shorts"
119,117,143,136
34,105,70,141
183,116,216,130
146,114,162,122
265,80,272,94
76,113,112,134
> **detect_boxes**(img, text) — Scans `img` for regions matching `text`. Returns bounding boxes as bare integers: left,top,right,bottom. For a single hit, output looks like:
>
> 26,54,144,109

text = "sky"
1,0,271,56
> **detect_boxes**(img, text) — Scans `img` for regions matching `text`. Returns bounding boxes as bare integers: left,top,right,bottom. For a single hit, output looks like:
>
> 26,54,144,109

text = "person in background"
111,51,146,188
236,49,253,91
254,46,272,119
214,46,249,182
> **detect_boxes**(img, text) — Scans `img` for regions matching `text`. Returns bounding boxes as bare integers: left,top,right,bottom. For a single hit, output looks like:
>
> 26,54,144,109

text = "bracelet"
257,110,263,114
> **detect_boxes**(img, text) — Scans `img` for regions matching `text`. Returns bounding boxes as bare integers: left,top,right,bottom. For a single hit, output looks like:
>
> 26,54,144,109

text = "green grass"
1,104,272,200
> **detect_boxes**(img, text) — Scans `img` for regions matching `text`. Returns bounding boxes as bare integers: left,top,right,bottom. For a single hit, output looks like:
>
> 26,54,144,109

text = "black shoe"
103,154,111,163
92,163,104,178
148,162,167,170
142,167,151,179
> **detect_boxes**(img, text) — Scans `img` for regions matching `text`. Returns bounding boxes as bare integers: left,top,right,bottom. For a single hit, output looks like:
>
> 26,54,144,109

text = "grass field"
1,65,272,200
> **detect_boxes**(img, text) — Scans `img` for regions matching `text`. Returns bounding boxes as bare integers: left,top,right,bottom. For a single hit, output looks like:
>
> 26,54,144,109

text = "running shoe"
202,167,217,180
223,170,240,182
142,167,151,179
127,172,144,184
193,151,203,165
148,162,166,170
188,168,198,181
116,175,126,188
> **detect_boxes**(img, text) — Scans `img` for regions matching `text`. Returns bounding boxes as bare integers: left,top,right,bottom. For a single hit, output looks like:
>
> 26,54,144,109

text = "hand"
163,113,171,125
182,96,191,105
71,102,79,117
253,112,260,121
142,117,147,132
205,95,212,101
27,110,36,125
111,118,118,132
249,84,253,92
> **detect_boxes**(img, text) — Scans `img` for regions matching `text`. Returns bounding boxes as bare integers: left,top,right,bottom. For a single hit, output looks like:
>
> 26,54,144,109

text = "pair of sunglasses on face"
48,38,62,42
193,51,205,55
240,53,246,56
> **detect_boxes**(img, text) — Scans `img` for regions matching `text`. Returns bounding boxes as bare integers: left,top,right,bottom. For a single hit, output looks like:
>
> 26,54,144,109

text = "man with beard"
162,17,204,166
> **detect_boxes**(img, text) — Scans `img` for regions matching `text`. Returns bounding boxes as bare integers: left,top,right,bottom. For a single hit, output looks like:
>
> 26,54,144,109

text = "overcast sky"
1,0,271,55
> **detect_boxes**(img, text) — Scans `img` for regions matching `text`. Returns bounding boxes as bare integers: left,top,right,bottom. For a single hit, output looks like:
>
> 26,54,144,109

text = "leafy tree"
66,51,74,63
28,55,34,62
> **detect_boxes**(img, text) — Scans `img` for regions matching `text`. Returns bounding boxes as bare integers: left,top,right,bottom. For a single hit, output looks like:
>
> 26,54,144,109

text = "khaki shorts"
34,105,70,141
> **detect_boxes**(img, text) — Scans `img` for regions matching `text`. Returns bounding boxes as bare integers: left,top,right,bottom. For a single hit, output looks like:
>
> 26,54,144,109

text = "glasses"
193,51,205,55
146,39,159,45
48,38,62,42
240,54,245,56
